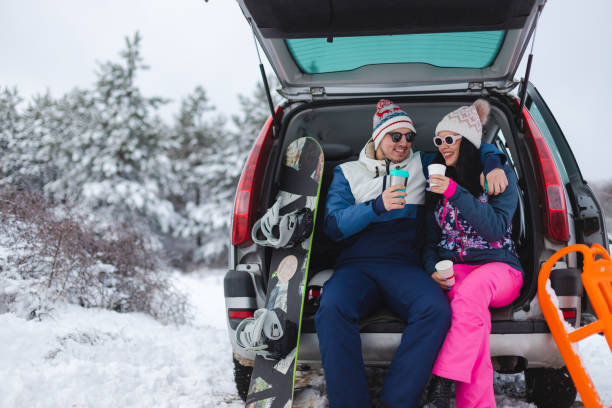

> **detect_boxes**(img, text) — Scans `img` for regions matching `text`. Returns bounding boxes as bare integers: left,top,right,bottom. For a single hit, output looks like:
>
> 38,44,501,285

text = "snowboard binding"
235,308,298,360
251,197,314,249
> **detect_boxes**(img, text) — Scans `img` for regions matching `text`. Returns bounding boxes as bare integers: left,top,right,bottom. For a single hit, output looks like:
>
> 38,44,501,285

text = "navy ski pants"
315,261,451,408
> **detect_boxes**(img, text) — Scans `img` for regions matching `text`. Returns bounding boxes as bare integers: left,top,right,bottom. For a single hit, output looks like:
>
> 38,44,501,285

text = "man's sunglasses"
388,131,416,143
433,134,462,146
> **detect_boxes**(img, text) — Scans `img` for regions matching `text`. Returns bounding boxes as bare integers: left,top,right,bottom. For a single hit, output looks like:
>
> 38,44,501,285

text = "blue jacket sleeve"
422,209,442,274
324,166,379,241
447,166,518,242
421,142,505,178
479,142,507,175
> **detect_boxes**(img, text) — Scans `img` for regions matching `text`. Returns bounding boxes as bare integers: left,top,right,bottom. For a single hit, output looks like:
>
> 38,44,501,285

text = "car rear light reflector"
228,309,255,320
521,105,570,243
561,309,577,319
308,288,322,300
232,107,283,247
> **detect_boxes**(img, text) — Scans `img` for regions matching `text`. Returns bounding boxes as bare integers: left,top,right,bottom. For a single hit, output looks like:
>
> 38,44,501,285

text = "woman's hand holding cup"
427,164,447,193
428,174,450,195
430,271,449,290
432,260,455,290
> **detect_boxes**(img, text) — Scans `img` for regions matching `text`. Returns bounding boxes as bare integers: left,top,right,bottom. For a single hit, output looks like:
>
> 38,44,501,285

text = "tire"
524,367,577,408
233,356,253,401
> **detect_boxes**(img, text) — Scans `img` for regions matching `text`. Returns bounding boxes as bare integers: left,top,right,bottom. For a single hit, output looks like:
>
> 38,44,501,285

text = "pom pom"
473,99,490,125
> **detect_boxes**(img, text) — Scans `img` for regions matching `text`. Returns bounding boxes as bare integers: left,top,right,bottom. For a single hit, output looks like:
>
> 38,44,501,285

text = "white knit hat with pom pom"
434,99,490,148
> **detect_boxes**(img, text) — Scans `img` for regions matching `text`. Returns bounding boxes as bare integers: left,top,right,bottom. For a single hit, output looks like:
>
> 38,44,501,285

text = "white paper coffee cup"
435,260,455,287
428,164,446,187
428,163,446,176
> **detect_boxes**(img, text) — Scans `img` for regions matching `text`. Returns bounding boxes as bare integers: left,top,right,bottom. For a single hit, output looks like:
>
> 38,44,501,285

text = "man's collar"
359,141,414,174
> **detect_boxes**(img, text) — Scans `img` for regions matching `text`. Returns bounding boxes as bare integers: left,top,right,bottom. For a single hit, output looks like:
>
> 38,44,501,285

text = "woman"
422,99,523,408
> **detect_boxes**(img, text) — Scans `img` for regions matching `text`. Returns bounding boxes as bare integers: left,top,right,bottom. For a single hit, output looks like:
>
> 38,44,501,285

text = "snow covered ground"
0,271,243,408
1,268,610,408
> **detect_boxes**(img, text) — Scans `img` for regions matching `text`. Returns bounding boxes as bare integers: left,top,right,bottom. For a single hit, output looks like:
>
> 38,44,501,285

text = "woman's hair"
425,139,484,210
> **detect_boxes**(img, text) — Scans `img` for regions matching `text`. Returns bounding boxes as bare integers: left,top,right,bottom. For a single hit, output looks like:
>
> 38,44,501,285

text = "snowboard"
246,137,324,408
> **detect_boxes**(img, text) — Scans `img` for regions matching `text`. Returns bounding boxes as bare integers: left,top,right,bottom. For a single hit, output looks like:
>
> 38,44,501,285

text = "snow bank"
0,270,242,408
579,332,612,406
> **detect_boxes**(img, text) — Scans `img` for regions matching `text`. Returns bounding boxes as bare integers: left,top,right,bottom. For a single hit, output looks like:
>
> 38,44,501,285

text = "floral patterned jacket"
422,166,523,274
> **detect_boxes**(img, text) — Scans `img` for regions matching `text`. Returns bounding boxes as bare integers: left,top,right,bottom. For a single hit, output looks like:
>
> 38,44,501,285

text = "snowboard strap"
251,199,314,248
236,308,284,355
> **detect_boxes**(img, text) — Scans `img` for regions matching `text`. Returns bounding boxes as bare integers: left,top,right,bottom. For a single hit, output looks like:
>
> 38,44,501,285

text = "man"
315,99,508,408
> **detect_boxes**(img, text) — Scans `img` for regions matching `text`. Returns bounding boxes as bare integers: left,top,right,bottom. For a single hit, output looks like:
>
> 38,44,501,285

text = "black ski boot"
423,375,453,408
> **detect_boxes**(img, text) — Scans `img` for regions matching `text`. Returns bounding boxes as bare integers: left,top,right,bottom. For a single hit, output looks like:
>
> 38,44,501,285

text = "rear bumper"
230,319,566,369
226,262,574,370
295,331,564,369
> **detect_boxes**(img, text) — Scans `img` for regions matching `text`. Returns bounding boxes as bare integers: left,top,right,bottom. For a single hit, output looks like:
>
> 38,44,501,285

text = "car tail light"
561,308,577,326
232,107,283,247
308,287,322,301
521,105,570,243
228,309,255,320
561,309,577,320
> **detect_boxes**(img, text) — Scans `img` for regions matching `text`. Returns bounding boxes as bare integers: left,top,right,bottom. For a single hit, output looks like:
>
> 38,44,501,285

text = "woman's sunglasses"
388,131,416,143
433,134,462,146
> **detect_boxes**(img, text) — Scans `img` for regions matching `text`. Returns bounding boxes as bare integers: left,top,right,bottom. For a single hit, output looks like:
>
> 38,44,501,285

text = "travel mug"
389,169,409,192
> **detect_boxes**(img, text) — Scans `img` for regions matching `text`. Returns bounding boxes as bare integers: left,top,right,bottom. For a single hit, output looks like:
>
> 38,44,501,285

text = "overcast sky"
1,0,611,182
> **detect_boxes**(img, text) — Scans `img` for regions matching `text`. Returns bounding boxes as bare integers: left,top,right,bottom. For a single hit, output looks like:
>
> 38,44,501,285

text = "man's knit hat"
434,99,491,149
371,99,416,151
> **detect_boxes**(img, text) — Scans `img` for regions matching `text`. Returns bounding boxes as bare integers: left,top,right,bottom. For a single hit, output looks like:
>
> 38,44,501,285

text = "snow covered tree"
0,31,287,267
189,80,282,262
1,90,81,194
0,87,22,149
26,89,95,199
0,87,23,180
169,85,224,199
174,86,220,155
2,33,182,237
169,86,226,251
73,32,180,234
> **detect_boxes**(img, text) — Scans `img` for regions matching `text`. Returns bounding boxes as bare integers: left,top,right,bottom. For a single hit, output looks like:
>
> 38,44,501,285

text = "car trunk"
236,0,545,100
256,95,538,333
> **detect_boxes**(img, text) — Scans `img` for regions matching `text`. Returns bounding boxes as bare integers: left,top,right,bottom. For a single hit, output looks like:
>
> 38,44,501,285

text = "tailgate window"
286,31,506,74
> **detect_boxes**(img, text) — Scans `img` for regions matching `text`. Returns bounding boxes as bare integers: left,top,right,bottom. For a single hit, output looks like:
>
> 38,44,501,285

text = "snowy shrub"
0,189,187,324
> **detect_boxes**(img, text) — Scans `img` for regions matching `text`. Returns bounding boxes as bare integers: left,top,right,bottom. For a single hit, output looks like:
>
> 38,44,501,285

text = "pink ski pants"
432,262,523,408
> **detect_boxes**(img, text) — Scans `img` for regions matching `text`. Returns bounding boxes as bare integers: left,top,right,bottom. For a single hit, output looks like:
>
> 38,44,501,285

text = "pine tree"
1,90,84,194
0,87,23,180
169,86,226,249
76,32,180,233
191,80,282,262
34,89,96,200
0,32,286,266
3,33,182,235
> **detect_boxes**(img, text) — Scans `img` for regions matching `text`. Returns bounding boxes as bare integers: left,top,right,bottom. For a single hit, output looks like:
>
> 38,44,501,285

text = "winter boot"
423,375,453,408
